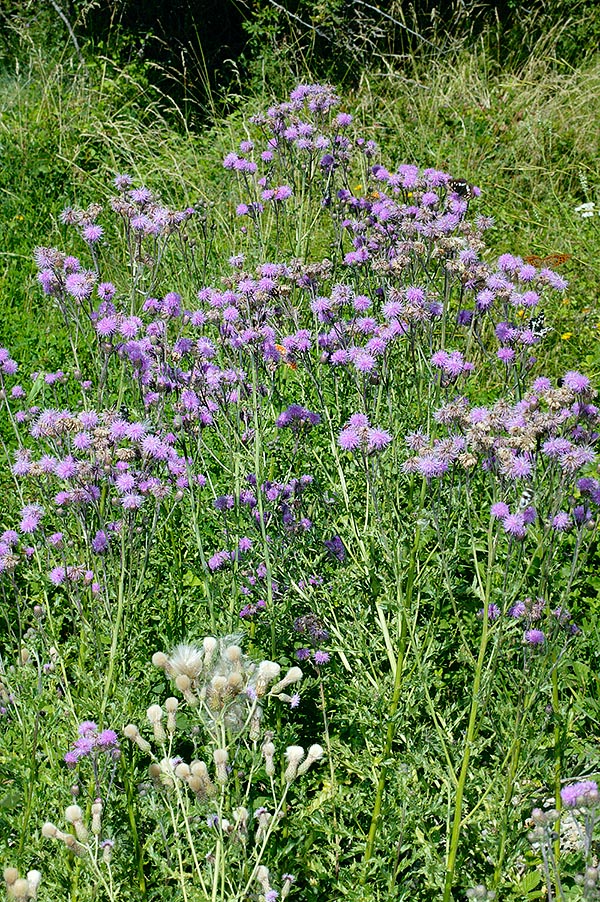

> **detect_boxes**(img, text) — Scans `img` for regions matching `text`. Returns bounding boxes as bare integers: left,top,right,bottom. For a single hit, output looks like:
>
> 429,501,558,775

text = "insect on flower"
528,310,551,340
448,178,475,200
275,344,297,370
518,487,535,510
523,253,572,268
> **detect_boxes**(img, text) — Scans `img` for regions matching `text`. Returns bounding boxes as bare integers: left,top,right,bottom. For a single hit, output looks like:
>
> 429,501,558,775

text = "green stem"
442,521,496,902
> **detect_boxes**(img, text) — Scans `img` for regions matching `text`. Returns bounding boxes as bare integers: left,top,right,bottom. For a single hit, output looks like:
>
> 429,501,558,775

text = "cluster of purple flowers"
276,404,321,430
339,414,392,454
404,372,598,537
478,597,579,646
294,613,331,667
560,780,599,808
64,721,119,768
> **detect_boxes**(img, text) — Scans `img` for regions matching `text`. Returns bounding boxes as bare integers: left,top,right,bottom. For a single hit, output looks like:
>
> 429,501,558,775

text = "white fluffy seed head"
175,674,191,692
285,746,305,765
258,661,280,681
191,760,208,778
152,651,168,669
11,878,29,899
224,644,242,663
297,743,325,776
168,644,204,679
41,822,57,839
211,675,227,694
203,636,217,655
26,870,42,894
226,672,244,693
213,748,228,765
146,704,163,724
65,805,83,824
123,724,139,740
3,868,18,886
165,697,178,713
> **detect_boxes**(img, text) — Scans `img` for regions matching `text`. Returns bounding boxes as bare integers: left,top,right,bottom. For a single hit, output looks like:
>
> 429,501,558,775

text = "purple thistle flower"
502,513,527,538
96,729,119,749
324,535,346,562
560,781,599,808
313,650,330,665
478,603,501,620
524,628,545,645
82,224,103,244
78,721,98,737
563,371,590,393
552,511,572,531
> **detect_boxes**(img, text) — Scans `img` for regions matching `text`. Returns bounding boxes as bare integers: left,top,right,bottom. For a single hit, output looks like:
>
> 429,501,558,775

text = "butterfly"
528,310,551,339
518,487,535,510
275,344,297,370
523,253,571,268
448,178,475,200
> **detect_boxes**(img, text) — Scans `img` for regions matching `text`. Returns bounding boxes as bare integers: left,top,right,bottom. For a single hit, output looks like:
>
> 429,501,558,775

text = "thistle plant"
122,638,321,902
1,79,599,902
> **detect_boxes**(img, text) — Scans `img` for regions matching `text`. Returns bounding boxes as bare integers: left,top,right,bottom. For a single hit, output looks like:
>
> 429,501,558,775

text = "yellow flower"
516,308,525,319
561,332,572,341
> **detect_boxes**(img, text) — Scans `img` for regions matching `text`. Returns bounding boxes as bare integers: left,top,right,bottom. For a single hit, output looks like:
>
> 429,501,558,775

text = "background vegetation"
0,2,599,901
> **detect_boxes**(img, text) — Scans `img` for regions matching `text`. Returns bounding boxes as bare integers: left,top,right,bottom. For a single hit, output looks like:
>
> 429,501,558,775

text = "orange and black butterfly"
523,253,572,268
275,344,297,370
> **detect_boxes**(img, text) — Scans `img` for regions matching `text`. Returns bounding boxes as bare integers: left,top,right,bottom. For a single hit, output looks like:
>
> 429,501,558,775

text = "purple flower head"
560,781,599,808
78,720,98,737
502,513,527,539
524,628,545,645
96,729,119,750
563,371,591,393
478,603,500,620
491,502,510,520
324,535,346,562
313,650,330,665
552,511,572,532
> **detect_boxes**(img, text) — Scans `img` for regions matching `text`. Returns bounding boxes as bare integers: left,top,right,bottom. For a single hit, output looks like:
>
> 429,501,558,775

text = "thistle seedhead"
284,745,305,782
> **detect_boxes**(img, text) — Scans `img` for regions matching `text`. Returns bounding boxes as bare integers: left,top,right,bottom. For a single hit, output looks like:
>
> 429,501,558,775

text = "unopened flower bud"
262,741,276,777
284,745,305,782
123,724,151,753
213,748,229,784
91,800,102,835
147,704,166,742
249,707,262,740
233,806,249,832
